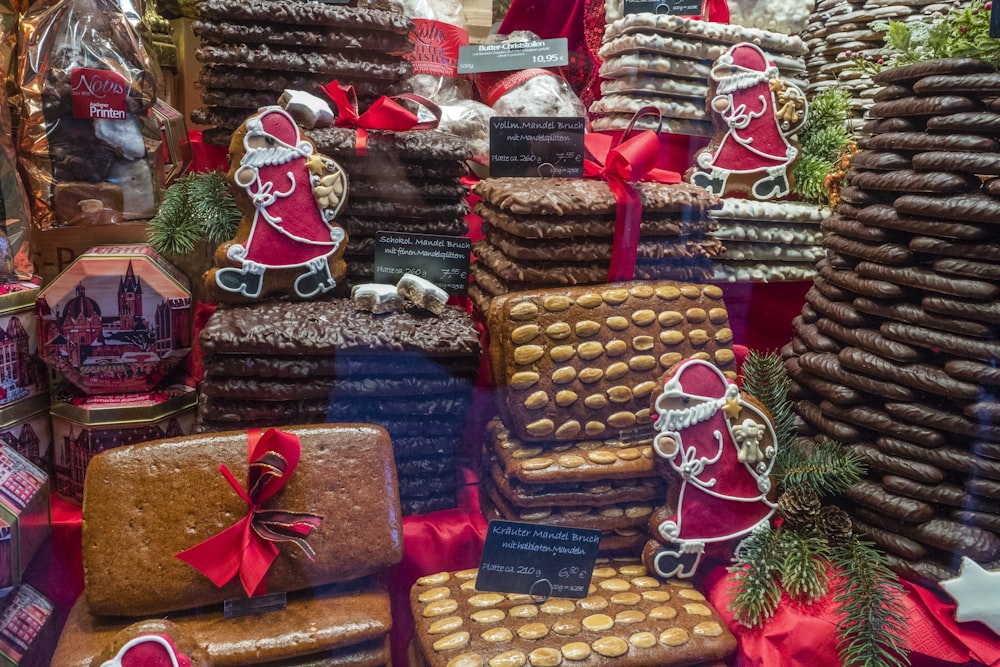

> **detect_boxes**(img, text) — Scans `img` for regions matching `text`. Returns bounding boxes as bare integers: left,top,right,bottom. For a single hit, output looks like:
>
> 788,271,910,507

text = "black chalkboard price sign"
475,520,601,599
624,0,703,15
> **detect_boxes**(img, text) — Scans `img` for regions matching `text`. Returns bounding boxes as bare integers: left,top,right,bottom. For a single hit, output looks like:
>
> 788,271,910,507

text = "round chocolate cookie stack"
709,199,830,282
799,0,953,131
469,178,723,316
591,14,807,137
784,57,1000,582
175,0,414,144
305,124,474,287
196,298,483,516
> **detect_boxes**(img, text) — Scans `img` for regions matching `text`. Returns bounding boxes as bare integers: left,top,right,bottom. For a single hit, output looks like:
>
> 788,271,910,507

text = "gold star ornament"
940,557,1000,636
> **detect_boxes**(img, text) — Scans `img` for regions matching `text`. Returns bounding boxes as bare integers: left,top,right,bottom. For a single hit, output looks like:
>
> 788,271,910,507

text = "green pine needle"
728,526,785,627
147,171,241,255
781,529,831,605
791,87,852,205
831,536,911,667
741,351,797,451
777,439,865,497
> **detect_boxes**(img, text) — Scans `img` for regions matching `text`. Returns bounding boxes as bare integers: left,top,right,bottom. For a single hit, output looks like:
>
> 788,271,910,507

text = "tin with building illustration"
0,445,49,597
0,282,45,409
0,395,51,477
35,244,192,395
49,383,196,503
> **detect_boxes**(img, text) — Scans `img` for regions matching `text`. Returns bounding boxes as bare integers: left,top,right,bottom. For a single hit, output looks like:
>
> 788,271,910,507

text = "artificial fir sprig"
831,536,910,667
790,88,853,206
728,353,909,667
148,171,241,256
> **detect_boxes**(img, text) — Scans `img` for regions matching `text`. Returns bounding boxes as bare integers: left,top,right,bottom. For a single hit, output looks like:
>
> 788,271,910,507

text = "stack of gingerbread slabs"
196,298,482,515
469,178,723,316
592,14,807,137
799,0,954,132
305,125,474,287
180,0,414,145
708,199,831,282
482,281,738,553
783,58,1000,582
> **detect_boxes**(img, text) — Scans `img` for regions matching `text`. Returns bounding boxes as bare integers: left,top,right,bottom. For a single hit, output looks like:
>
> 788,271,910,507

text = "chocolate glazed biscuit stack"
196,299,482,515
305,125,474,287
783,57,1000,581
469,178,723,316
173,0,413,145
591,14,807,137
482,282,738,554
800,0,953,131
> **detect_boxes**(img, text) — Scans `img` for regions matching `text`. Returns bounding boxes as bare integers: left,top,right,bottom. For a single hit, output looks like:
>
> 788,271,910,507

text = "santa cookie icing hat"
711,42,779,91
100,635,193,667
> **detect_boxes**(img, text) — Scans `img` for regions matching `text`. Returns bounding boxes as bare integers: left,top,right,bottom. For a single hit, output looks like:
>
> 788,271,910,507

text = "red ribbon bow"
176,428,324,598
583,107,682,282
321,80,441,156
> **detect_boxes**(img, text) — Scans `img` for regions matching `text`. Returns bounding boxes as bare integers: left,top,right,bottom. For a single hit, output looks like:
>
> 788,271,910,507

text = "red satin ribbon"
583,107,682,282
176,428,323,598
321,80,441,156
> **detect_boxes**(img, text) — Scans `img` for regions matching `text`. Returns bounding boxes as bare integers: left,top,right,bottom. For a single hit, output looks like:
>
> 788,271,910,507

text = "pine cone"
816,505,853,540
777,487,821,527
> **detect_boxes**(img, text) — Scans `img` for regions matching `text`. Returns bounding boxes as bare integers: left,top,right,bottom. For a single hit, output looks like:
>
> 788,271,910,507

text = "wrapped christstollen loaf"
198,298,482,515
482,281,737,553
53,424,402,666
182,0,415,144
591,14,807,137
783,57,1000,582
470,179,723,315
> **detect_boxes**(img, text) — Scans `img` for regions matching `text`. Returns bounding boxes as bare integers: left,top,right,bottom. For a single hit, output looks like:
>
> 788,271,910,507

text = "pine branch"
791,87,851,204
741,351,797,450
831,536,911,667
188,170,242,244
777,439,865,497
780,528,831,605
148,176,202,255
728,526,785,627
146,171,242,255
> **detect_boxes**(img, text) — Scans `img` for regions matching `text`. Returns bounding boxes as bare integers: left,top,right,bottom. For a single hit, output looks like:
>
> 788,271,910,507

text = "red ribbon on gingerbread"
583,107,682,282
176,428,324,598
321,80,441,156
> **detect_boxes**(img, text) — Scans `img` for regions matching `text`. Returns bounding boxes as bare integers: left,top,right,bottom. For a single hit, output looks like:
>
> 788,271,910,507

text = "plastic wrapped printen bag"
401,0,472,102
18,0,161,229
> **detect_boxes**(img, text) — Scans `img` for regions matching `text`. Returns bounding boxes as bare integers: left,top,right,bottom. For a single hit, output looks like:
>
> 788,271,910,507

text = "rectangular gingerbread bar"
54,579,392,667
487,282,736,442
82,424,402,617
409,561,736,667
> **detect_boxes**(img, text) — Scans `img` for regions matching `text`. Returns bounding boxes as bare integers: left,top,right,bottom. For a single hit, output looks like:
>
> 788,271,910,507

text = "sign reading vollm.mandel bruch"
475,520,601,600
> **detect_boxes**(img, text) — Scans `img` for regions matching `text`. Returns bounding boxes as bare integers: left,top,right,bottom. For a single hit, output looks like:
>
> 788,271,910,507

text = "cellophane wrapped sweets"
17,0,162,230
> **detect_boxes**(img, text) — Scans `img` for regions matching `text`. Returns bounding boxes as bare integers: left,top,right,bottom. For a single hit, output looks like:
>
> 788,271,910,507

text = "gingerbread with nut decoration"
205,105,349,303
689,42,807,200
642,357,778,579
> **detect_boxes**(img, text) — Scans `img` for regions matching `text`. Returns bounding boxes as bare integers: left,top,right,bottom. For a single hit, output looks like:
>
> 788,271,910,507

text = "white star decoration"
940,557,1000,635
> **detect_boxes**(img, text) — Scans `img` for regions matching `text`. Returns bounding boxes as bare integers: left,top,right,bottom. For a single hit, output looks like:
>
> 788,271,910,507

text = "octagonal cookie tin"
0,281,45,408
35,244,192,394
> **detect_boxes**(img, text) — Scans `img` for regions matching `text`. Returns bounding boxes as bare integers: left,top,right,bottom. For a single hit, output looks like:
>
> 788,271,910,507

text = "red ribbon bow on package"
583,107,681,282
321,80,441,156
176,428,323,598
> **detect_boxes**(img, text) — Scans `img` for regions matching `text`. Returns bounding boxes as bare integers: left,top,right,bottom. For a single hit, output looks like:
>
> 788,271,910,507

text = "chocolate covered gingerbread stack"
591,15,808,137
481,281,738,554
784,57,1000,581
469,179,723,315
176,0,414,144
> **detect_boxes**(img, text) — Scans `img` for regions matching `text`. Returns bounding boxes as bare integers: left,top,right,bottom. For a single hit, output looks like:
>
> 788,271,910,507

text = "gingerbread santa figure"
689,42,806,200
100,634,195,667
208,105,348,301
642,357,778,579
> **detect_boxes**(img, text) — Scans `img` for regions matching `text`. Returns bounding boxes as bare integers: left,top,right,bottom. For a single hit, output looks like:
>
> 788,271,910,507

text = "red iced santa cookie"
205,105,349,303
642,357,778,579
93,620,212,667
688,42,806,200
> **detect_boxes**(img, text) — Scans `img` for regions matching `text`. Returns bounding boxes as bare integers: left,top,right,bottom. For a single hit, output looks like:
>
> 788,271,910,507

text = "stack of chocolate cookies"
799,0,953,131
592,14,807,137
179,0,414,145
482,281,738,553
305,125,474,287
709,199,830,282
783,57,1000,581
469,178,723,316
196,299,482,515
